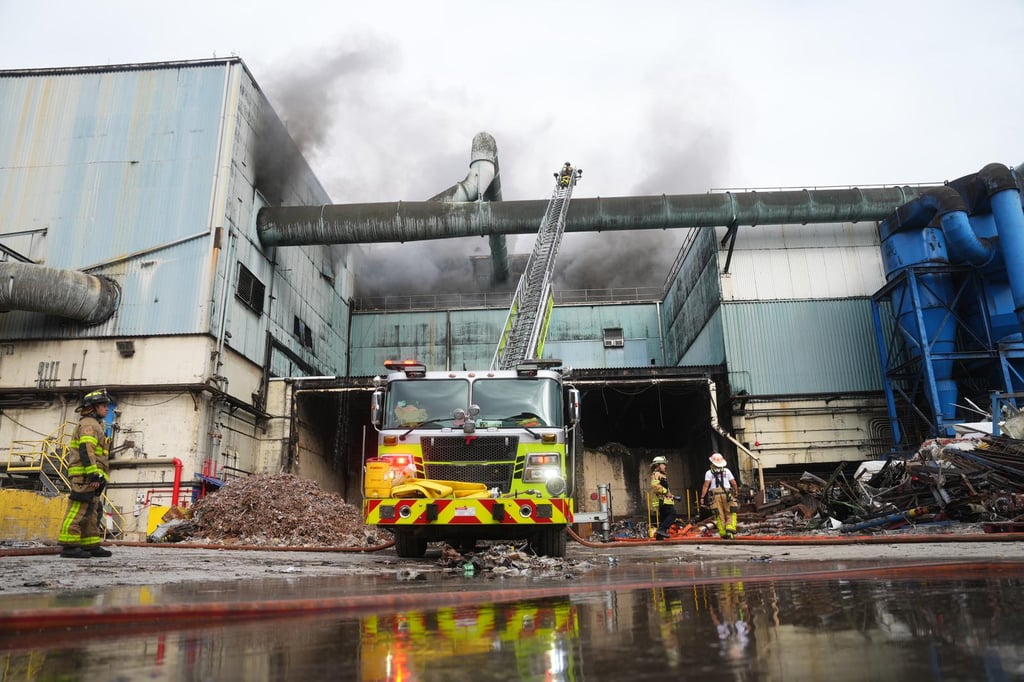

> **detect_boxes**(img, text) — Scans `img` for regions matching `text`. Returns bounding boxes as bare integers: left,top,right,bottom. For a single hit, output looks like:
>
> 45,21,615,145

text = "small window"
293,316,314,350
236,263,265,315
603,327,624,348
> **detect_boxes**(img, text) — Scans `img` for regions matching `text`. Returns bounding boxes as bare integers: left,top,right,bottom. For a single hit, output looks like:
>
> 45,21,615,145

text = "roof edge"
0,56,245,78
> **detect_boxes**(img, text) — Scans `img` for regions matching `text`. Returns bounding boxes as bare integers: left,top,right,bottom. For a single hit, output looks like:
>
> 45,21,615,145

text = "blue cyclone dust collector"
872,162,1024,449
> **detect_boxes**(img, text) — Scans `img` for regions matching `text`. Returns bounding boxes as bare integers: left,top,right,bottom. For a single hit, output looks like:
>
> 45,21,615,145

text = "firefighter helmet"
79,389,110,411
651,456,667,467
709,452,727,468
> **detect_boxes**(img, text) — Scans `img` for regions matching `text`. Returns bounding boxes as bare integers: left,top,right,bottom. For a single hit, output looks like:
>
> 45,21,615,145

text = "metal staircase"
492,164,581,370
3,422,127,538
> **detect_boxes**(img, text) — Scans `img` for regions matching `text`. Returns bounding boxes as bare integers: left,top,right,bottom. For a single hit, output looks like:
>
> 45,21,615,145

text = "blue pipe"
981,164,1024,336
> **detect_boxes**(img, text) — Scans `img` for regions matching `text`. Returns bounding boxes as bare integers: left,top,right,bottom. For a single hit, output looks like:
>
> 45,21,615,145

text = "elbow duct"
0,262,120,324
427,132,509,283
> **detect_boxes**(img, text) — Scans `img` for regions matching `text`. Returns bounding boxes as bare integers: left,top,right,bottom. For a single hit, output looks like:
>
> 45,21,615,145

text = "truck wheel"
394,532,428,558
530,527,567,558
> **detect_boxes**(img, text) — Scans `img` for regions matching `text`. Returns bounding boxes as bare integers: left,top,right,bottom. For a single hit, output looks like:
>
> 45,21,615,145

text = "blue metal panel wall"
722,299,884,395
662,228,721,365
0,63,228,337
349,304,663,375
679,306,725,366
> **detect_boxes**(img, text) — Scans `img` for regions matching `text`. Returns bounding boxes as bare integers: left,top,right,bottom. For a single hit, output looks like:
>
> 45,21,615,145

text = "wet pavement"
3,555,1024,680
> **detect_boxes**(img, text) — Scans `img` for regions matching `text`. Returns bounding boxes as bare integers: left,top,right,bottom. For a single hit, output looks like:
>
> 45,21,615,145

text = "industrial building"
1,57,1021,532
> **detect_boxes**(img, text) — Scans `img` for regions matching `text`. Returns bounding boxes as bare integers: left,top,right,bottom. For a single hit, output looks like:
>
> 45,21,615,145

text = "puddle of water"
3,564,1024,680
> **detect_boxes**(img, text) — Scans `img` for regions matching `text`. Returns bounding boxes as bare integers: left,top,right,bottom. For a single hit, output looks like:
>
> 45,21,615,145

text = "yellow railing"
6,422,127,539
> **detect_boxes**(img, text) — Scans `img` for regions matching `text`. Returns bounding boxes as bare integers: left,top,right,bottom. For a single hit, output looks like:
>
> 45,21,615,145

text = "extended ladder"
492,164,581,370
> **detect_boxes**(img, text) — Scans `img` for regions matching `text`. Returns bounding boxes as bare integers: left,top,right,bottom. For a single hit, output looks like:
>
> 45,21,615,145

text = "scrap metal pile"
183,473,385,547
747,433,1024,535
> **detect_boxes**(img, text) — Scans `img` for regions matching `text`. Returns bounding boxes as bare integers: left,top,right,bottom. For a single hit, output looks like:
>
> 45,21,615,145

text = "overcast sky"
1,1,1021,292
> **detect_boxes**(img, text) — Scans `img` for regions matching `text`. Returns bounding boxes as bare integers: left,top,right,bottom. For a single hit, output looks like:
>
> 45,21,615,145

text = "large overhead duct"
0,262,120,324
257,185,933,247
427,132,509,282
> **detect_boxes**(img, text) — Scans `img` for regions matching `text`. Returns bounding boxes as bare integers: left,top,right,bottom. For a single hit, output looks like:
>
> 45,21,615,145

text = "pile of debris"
746,433,1024,535
437,543,596,577
185,473,385,547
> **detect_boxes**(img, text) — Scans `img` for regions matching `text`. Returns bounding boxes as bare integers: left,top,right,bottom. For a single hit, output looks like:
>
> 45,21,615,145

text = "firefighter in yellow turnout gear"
700,452,739,539
59,389,113,558
650,456,679,540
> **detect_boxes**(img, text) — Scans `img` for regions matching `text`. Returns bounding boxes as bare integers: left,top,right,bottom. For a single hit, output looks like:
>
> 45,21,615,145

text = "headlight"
524,453,562,484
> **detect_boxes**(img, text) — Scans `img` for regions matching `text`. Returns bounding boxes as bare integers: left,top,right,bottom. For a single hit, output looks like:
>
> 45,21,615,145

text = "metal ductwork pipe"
0,262,120,324
427,132,509,282
257,186,933,247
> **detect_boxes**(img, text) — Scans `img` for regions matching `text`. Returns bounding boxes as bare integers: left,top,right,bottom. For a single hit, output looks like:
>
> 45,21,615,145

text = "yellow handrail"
6,421,126,538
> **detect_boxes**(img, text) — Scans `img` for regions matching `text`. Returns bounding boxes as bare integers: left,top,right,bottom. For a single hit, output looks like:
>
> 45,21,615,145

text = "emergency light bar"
516,359,562,376
384,359,427,377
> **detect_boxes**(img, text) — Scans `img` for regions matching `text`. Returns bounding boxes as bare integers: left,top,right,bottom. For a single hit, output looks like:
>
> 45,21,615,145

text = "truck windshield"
386,379,469,429
471,378,563,428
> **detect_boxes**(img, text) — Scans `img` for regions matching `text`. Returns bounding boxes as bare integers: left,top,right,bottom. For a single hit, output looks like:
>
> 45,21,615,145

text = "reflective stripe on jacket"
67,416,109,480
651,472,671,503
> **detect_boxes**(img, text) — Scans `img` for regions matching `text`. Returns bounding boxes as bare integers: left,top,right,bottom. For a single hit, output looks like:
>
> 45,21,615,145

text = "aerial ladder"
491,163,582,370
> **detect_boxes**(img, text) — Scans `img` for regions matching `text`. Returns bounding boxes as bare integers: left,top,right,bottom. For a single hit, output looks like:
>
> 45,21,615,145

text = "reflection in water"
4,571,1024,680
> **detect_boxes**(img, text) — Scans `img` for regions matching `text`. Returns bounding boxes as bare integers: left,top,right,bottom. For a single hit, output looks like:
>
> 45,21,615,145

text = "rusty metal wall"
0,61,228,338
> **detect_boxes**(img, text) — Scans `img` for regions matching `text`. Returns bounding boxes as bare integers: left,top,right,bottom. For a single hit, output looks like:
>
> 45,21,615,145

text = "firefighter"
59,389,113,558
650,456,679,540
557,162,574,187
700,452,739,539
394,400,428,426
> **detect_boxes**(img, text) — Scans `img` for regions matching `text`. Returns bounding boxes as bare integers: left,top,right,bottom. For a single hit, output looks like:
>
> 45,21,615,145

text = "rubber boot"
88,546,113,557
726,512,738,539
60,546,93,559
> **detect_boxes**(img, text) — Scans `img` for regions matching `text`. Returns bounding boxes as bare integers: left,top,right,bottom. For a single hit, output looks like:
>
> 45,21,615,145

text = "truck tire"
394,532,428,558
530,527,567,558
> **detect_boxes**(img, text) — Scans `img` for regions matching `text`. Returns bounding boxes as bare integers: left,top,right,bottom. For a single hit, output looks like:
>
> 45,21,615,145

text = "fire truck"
362,165,583,558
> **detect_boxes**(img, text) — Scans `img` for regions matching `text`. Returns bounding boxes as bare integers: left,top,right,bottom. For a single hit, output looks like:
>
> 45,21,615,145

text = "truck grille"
420,436,519,492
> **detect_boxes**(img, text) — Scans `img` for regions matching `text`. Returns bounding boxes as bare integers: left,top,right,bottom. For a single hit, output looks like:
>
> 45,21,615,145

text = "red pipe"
171,457,182,507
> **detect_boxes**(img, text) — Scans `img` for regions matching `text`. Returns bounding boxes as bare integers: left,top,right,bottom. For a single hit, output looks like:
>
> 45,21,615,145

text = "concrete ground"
2,538,1023,597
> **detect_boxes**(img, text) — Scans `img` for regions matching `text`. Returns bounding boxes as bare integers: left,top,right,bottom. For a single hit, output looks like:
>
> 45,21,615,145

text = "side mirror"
370,390,383,428
568,388,581,425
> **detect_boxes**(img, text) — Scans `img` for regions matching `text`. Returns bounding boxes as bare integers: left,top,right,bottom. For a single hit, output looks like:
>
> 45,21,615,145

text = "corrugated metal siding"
349,309,505,375
225,70,346,376
722,299,884,395
543,339,656,368
0,65,225,267
716,222,884,300
546,305,660,341
0,63,228,337
662,228,720,364
349,304,664,375
679,306,725,366
92,236,211,336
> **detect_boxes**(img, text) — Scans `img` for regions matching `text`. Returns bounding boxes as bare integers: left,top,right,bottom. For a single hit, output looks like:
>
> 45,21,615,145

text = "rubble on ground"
184,473,385,547
436,542,596,577
737,433,1024,536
